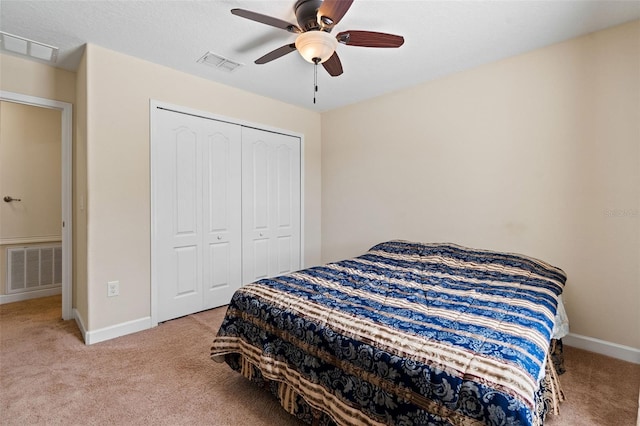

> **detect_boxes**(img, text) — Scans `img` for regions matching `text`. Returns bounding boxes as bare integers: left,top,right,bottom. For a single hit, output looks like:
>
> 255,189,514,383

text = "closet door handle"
3,196,21,202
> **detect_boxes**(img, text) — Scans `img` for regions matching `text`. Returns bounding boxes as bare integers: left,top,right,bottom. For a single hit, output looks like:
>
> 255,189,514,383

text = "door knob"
3,196,21,202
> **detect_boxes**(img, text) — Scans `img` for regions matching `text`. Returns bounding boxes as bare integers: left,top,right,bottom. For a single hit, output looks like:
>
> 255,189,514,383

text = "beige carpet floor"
1,295,639,425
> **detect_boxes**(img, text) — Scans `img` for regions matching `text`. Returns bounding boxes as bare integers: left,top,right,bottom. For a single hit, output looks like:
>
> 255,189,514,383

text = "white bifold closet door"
154,109,242,323
153,107,301,323
241,127,301,284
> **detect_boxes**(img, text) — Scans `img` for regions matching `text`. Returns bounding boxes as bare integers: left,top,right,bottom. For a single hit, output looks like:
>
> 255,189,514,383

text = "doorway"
0,90,72,320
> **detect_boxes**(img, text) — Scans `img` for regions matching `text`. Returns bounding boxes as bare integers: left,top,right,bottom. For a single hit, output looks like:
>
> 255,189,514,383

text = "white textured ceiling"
1,1,639,112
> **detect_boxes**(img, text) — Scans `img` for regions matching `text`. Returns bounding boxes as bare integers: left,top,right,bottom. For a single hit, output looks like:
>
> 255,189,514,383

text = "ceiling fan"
231,0,405,77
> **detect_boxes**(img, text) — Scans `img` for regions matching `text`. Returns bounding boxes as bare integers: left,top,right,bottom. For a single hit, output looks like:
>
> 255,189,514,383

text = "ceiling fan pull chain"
313,57,319,104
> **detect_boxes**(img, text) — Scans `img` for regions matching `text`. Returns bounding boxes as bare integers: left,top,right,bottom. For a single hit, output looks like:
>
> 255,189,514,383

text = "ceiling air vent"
0,31,59,63
197,51,243,72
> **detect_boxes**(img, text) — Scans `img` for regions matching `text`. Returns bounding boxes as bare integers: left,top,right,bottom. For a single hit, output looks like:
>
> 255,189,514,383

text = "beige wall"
74,50,88,322
0,54,76,103
321,21,640,349
83,44,322,331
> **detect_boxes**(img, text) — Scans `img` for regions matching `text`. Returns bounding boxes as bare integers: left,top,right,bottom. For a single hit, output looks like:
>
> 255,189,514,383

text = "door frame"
149,99,305,326
0,90,73,320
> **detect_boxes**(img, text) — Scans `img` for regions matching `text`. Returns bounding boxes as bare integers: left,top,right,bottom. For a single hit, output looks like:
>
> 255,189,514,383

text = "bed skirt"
221,340,565,426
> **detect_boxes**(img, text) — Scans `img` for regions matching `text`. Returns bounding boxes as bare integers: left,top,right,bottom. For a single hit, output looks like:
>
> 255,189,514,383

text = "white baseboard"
83,316,153,345
563,333,640,364
73,309,154,345
0,287,62,304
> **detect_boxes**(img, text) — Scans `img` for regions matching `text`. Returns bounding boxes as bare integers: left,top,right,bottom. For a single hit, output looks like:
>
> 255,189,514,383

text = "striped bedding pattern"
211,241,566,425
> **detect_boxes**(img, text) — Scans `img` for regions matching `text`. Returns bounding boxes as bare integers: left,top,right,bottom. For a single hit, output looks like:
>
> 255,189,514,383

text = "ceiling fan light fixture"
295,30,337,64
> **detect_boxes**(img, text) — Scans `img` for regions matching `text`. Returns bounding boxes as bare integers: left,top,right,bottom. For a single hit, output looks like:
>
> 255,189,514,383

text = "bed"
211,240,567,425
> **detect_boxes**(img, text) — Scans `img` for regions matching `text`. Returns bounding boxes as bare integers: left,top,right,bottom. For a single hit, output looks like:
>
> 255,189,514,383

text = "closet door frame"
149,100,305,327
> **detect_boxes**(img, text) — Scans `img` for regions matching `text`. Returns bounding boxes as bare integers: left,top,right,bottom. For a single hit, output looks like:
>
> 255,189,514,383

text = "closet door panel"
175,129,199,235
155,111,204,322
155,109,242,322
277,236,292,275
251,239,270,280
242,127,300,284
273,136,300,276
251,141,270,231
207,136,232,231
276,145,293,229
274,141,300,275
175,246,198,296
242,132,268,284
209,243,229,284
202,122,242,309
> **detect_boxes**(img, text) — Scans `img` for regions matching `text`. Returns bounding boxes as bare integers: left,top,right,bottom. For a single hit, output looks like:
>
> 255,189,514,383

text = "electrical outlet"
107,280,120,297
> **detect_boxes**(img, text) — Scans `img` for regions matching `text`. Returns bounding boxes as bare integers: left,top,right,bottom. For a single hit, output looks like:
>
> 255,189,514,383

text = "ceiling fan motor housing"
295,0,325,31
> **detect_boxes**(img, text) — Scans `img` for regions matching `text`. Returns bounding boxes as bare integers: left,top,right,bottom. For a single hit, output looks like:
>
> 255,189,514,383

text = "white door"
154,108,241,322
242,127,301,284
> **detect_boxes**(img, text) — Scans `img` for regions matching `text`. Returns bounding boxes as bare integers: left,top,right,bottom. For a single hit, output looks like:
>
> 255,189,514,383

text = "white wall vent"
0,31,59,63
197,51,243,72
7,244,62,294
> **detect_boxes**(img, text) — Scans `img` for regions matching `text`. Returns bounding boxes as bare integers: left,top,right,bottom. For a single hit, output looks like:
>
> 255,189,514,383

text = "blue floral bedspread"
211,241,566,425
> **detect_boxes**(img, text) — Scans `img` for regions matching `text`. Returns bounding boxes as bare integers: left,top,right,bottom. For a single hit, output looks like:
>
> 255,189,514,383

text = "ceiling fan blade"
231,9,301,33
322,52,343,77
318,0,354,27
337,30,405,48
255,43,297,64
